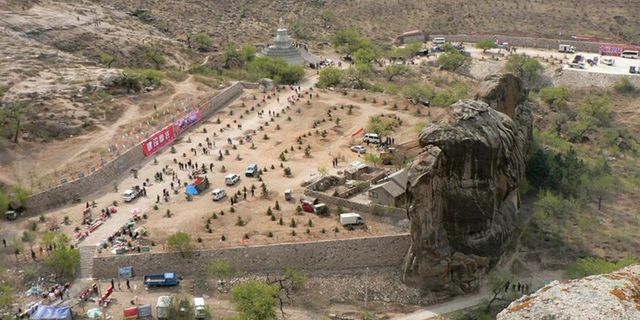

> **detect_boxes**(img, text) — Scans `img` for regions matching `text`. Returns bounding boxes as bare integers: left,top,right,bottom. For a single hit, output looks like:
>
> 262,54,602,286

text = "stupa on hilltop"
263,17,314,65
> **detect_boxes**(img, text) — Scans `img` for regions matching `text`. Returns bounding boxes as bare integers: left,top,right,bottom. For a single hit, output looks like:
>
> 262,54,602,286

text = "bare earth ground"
34,74,438,252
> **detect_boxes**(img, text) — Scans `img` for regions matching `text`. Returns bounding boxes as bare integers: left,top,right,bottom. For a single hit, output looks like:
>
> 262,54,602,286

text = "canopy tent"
31,306,72,320
185,184,199,195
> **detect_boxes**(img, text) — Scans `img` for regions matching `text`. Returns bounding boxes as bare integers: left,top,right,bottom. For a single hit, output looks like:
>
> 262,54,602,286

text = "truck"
143,273,180,287
156,296,171,319
123,186,142,202
559,44,576,53
340,213,365,229
194,297,207,319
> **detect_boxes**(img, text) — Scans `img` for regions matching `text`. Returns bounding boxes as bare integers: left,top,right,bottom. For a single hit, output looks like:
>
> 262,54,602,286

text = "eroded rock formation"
403,74,532,295
497,265,640,319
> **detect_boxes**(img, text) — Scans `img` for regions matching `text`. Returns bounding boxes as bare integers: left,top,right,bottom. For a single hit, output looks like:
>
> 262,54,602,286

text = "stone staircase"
78,245,97,279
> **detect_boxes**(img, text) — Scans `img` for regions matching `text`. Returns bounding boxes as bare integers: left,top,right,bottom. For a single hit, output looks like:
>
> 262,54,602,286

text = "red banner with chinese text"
142,125,175,157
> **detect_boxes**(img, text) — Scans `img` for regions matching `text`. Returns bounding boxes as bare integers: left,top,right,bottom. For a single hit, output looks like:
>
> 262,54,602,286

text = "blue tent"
185,184,198,195
31,305,72,320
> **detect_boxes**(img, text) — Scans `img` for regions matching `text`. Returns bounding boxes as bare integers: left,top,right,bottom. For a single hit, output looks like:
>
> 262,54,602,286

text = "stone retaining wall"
554,69,640,89
430,34,609,53
92,234,410,278
24,83,248,215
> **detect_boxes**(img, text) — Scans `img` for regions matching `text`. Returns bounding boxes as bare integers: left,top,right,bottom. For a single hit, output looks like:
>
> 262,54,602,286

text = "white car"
212,188,227,201
601,57,615,66
225,173,240,186
350,145,367,154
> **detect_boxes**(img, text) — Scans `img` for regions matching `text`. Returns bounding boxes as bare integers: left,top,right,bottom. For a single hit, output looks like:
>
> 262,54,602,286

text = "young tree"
485,270,519,312
317,166,329,177
505,54,543,83
166,231,193,258
353,47,377,65
231,280,279,320
0,277,12,308
191,32,213,51
384,64,409,81
9,184,31,211
364,153,382,168
475,39,496,53
207,259,234,291
99,53,118,68
144,46,166,69
113,72,142,93
318,67,343,88
167,296,196,320
331,29,364,56
0,191,9,214
320,10,336,28
587,174,616,211
437,51,471,71
45,247,80,280
0,101,31,144
240,45,257,64
8,237,22,261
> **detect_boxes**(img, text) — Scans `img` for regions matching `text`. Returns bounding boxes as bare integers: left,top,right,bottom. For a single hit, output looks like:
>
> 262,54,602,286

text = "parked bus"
621,50,639,59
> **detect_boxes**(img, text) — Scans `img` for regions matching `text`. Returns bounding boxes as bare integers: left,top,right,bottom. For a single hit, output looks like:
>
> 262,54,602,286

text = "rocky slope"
402,74,532,296
498,265,640,320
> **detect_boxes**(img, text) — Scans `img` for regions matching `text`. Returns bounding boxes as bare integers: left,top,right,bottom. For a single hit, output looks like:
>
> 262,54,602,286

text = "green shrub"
566,257,637,279
613,76,637,95
539,86,570,108
437,51,471,71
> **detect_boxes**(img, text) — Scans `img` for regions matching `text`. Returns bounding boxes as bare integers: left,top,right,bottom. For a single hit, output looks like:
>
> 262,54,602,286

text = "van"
225,173,240,186
194,297,207,319
621,50,639,59
156,296,171,319
245,164,258,177
432,37,446,45
363,133,381,144
212,188,226,201
558,44,576,53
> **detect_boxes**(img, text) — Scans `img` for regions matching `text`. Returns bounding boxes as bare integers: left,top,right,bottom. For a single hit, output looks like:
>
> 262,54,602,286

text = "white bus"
432,37,446,45
621,50,639,59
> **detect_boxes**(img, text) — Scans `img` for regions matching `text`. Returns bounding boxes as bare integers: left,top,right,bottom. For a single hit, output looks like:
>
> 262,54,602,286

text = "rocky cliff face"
498,265,640,320
402,74,532,295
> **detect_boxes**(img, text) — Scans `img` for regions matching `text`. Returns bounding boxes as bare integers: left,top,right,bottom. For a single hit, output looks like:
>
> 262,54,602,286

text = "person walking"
126,279,131,290
111,279,115,290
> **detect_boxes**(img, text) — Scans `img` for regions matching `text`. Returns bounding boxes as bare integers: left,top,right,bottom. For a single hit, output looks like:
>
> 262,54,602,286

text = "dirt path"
391,290,490,320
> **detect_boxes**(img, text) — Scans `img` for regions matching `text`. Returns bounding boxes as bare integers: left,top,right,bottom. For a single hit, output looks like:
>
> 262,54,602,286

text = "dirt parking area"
32,80,441,252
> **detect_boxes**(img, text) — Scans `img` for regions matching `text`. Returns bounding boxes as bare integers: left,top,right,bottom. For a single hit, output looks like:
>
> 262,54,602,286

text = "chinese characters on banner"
142,125,176,157
174,110,202,135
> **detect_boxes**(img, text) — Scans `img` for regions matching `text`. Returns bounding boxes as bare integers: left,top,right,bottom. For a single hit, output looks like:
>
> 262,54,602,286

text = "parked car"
568,62,585,69
225,173,240,186
212,188,227,201
245,164,258,177
602,57,615,66
351,145,367,154
363,133,381,144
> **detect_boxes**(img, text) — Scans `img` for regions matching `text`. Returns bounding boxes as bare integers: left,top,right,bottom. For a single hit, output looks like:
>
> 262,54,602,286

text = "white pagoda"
262,17,305,65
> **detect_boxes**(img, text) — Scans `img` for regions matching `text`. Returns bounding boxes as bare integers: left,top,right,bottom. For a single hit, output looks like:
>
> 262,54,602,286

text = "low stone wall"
92,234,410,278
304,189,370,213
24,83,246,215
554,69,640,89
430,34,607,53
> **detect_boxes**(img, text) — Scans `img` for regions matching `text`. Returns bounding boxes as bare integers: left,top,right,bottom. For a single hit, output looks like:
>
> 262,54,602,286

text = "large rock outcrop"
402,74,532,295
498,265,640,320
